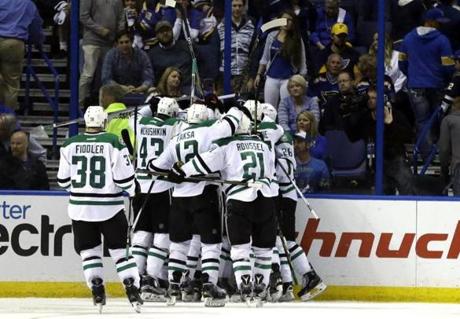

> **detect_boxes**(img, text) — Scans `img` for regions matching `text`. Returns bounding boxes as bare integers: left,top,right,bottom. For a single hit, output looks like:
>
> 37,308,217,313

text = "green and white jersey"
182,134,276,202
134,116,184,193
151,107,241,197
257,118,284,196
275,132,297,201
57,132,135,222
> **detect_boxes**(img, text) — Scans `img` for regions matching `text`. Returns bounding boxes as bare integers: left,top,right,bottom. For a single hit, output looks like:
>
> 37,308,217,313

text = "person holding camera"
340,85,416,195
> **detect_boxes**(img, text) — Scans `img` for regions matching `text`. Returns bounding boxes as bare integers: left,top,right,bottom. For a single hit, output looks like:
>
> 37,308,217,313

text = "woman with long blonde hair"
296,110,327,159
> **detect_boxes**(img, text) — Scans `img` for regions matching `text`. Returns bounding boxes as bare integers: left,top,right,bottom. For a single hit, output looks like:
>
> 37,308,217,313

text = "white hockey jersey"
57,132,135,222
181,134,276,202
149,107,242,197
134,116,184,193
275,132,297,201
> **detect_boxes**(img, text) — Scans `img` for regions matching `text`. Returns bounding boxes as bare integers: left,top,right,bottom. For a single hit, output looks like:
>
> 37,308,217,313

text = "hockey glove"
168,161,186,183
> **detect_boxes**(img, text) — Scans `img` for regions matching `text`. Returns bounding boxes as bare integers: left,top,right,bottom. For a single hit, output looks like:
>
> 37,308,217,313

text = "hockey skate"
239,274,252,306
140,275,167,302
202,273,227,307
91,277,106,314
297,270,327,301
123,277,143,313
253,274,268,307
266,264,283,302
167,271,182,306
181,273,202,302
278,282,295,302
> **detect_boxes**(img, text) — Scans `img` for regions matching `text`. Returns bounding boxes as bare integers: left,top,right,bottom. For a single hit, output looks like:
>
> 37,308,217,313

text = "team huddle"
57,98,326,313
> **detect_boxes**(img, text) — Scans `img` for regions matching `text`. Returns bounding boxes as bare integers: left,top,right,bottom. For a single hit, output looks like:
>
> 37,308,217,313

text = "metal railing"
23,42,60,158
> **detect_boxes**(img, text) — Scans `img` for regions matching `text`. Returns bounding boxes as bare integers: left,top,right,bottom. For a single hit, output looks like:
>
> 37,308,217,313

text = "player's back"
58,132,134,221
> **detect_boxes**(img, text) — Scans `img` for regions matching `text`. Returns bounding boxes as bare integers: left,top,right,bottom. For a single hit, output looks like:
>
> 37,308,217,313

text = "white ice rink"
1,299,460,319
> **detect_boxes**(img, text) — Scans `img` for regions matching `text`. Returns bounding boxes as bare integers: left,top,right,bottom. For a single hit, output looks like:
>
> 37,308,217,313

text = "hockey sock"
276,237,293,283
253,246,272,287
231,243,252,288
201,242,222,284
219,237,233,279
146,233,169,278
80,244,104,289
110,248,140,288
287,241,312,275
168,240,190,282
131,231,153,274
186,235,201,279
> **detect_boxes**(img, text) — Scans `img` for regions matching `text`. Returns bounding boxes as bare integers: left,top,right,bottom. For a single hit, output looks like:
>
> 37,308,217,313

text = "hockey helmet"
261,103,277,121
236,110,253,134
243,99,263,122
187,103,208,124
84,106,107,128
157,97,179,117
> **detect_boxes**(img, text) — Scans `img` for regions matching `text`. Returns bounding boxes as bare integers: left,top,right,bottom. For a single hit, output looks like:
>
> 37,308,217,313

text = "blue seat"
324,130,367,179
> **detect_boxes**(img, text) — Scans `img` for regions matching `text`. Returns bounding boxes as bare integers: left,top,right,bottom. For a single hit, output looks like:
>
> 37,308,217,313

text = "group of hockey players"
57,96,326,313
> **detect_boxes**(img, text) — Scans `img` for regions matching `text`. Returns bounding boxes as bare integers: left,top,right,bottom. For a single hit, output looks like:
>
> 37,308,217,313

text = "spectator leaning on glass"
254,10,307,108
0,0,44,111
102,30,154,94
0,130,49,190
278,74,319,133
296,110,327,160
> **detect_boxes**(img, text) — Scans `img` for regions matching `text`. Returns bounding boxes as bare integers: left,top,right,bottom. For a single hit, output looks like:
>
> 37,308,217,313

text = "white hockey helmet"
84,106,107,128
187,103,208,124
261,103,277,121
157,97,179,117
243,99,263,122
236,110,253,134
207,107,216,121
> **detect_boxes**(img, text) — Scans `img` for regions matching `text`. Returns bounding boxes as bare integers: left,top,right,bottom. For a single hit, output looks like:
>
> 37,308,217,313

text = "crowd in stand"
1,0,460,195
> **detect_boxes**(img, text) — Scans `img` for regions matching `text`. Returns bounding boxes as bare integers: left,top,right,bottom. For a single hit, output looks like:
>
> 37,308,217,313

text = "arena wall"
1,191,460,301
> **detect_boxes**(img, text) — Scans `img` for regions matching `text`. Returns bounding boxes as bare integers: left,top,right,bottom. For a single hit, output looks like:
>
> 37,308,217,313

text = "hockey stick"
165,0,204,104
138,169,263,188
276,222,299,286
276,159,319,219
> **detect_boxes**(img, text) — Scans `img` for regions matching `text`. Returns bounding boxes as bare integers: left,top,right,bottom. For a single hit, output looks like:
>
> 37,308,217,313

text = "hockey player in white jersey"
130,97,183,301
148,103,243,307
169,110,278,306
260,103,327,302
57,106,142,313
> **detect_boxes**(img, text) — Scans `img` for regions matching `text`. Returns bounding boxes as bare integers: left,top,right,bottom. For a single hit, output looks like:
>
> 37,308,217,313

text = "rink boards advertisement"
1,192,460,288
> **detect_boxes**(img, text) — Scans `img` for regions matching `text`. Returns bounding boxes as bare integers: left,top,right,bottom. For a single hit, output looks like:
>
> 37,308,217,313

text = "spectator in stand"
101,30,153,94
293,130,330,193
310,53,342,107
314,22,360,77
123,0,144,48
136,0,163,48
340,85,416,195
437,0,460,51
440,50,460,113
156,67,185,97
99,84,135,148
0,0,44,111
439,97,460,195
390,0,426,43
369,33,407,94
163,0,201,42
310,0,355,51
254,10,307,108
296,110,327,160
216,0,256,95
399,8,455,160
79,0,126,107
148,20,194,92
0,113,47,163
0,130,49,190
278,74,319,133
